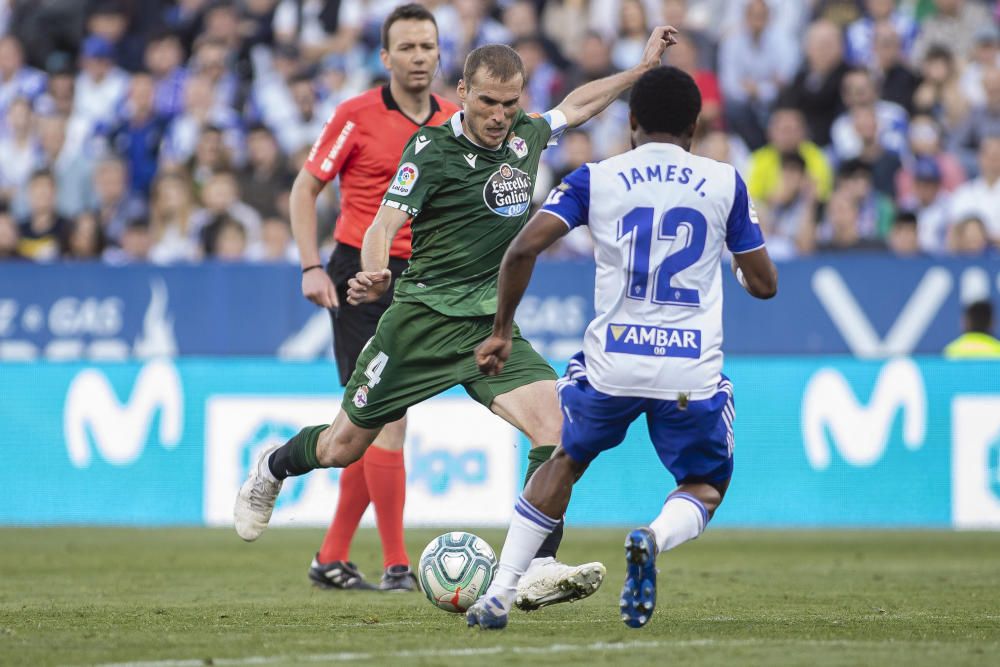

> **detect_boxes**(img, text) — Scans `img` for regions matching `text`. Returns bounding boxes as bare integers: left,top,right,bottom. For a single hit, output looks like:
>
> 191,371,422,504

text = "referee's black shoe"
379,564,419,592
308,555,376,590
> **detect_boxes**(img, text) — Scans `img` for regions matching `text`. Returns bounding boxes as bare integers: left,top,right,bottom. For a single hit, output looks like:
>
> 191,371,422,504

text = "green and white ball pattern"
418,532,498,613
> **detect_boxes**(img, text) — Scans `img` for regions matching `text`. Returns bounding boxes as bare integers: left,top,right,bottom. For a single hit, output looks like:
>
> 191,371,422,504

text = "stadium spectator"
91,157,147,243
912,45,969,132
104,218,154,264
149,172,199,264
0,206,23,260
611,0,652,72
515,35,565,114
834,159,896,240
202,213,248,260
949,67,1000,176
845,0,918,66
105,72,170,196
944,299,1000,358
86,1,144,73
238,124,294,220
949,215,993,255
161,73,243,168
958,25,1000,109
887,211,922,258
144,31,188,119
849,105,903,198
757,151,817,259
896,114,967,201
901,157,953,254
0,35,46,115
61,210,107,260
273,72,324,155
248,216,296,263
949,135,1000,241
830,67,908,161
658,0,716,71
73,36,130,131
190,170,261,246
693,128,750,176
666,33,721,131
34,52,76,118
0,98,40,210
812,189,887,253
503,0,565,69
565,31,615,91
911,0,995,64
718,0,798,150
778,19,848,147
870,20,920,114
37,113,92,219
17,169,69,262
190,37,239,112
747,107,833,206
272,0,362,64
539,0,589,63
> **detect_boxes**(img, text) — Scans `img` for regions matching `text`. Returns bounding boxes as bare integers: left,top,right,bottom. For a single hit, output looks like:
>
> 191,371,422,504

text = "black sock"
268,425,326,479
523,445,565,559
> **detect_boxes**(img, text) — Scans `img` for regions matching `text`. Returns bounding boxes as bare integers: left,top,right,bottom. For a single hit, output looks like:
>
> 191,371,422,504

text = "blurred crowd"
0,0,999,265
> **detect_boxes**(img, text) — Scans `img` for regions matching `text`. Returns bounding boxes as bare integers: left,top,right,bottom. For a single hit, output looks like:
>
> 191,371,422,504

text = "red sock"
317,457,370,564
364,446,409,569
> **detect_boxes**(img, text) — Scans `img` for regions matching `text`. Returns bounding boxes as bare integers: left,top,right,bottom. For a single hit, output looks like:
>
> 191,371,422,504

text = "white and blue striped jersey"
541,142,764,400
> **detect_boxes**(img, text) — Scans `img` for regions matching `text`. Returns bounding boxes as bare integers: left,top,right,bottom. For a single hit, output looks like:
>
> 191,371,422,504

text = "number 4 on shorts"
364,352,389,386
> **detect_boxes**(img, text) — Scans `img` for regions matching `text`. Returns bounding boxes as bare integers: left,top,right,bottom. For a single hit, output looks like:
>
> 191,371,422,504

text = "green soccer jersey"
381,109,566,317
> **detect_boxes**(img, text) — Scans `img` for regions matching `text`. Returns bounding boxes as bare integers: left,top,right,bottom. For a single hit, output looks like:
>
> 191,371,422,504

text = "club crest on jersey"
483,163,531,217
353,385,369,408
388,162,418,196
605,323,701,359
508,134,529,159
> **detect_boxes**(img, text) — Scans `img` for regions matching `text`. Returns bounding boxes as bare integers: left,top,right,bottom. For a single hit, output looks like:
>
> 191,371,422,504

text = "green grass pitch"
1,527,998,666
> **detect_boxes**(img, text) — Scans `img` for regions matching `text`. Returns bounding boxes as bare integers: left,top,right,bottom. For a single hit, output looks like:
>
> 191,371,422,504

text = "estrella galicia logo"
483,163,531,217
605,323,701,358
407,433,487,495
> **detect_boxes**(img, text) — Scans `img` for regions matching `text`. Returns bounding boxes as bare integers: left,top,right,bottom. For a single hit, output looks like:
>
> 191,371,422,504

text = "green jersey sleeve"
380,131,443,217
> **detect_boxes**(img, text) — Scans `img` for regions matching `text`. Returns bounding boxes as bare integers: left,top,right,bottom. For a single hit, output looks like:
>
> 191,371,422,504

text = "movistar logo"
64,360,183,468
801,358,925,470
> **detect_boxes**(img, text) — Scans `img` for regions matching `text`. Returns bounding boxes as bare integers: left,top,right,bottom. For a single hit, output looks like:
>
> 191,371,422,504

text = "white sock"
649,492,708,553
485,495,558,608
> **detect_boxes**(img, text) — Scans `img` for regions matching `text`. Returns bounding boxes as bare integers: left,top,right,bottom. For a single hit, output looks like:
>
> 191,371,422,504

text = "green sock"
524,445,564,560
268,425,326,479
524,445,556,486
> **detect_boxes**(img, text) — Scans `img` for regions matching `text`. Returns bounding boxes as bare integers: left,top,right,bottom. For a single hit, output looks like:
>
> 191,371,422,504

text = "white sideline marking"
83,638,959,667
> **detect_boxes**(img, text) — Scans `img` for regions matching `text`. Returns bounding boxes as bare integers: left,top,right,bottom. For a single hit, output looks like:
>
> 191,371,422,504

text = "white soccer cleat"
514,558,606,611
234,445,283,541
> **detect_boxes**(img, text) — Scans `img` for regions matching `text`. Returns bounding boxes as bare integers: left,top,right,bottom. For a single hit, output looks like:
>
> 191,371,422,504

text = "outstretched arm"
555,26,677,128
346,205,410,305
476,213,570,375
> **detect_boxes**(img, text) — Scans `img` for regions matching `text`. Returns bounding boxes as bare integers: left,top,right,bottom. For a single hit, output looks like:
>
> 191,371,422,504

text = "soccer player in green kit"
236,25,678,611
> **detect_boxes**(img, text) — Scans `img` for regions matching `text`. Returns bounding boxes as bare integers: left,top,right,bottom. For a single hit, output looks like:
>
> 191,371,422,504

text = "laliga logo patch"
508,135,528,159
388,162,418,196
483,163,532,217
353,385,369,408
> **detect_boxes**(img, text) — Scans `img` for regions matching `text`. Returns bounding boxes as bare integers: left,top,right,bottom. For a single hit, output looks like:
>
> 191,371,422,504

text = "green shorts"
341,300,556,429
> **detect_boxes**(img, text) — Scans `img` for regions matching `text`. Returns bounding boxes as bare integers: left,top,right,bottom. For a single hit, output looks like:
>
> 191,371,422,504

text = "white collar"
449,111,506,152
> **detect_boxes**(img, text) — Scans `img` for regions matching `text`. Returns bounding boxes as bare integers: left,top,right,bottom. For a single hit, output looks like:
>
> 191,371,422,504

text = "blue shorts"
557,353,735,484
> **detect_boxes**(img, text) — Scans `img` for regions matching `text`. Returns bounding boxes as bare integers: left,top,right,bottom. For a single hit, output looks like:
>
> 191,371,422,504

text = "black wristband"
302,264,323,274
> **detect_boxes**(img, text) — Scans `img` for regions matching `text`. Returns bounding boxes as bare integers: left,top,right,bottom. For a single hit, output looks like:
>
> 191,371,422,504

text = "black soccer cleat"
379,564,419,592
308,555,376,590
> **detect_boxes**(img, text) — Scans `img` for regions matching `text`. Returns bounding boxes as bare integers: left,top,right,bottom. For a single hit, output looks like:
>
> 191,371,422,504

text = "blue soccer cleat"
620,527,658,629
466,595,509,630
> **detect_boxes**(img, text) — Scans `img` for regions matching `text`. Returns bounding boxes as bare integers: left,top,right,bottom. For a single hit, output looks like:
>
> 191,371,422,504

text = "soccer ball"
418,532,498,613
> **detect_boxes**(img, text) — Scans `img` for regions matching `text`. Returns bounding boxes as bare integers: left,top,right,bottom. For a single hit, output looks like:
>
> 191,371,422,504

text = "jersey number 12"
618,206,707,307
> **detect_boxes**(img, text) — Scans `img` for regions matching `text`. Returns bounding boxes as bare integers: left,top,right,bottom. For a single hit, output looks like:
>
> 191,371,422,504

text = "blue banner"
3,357,999,528
1,257,997,360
